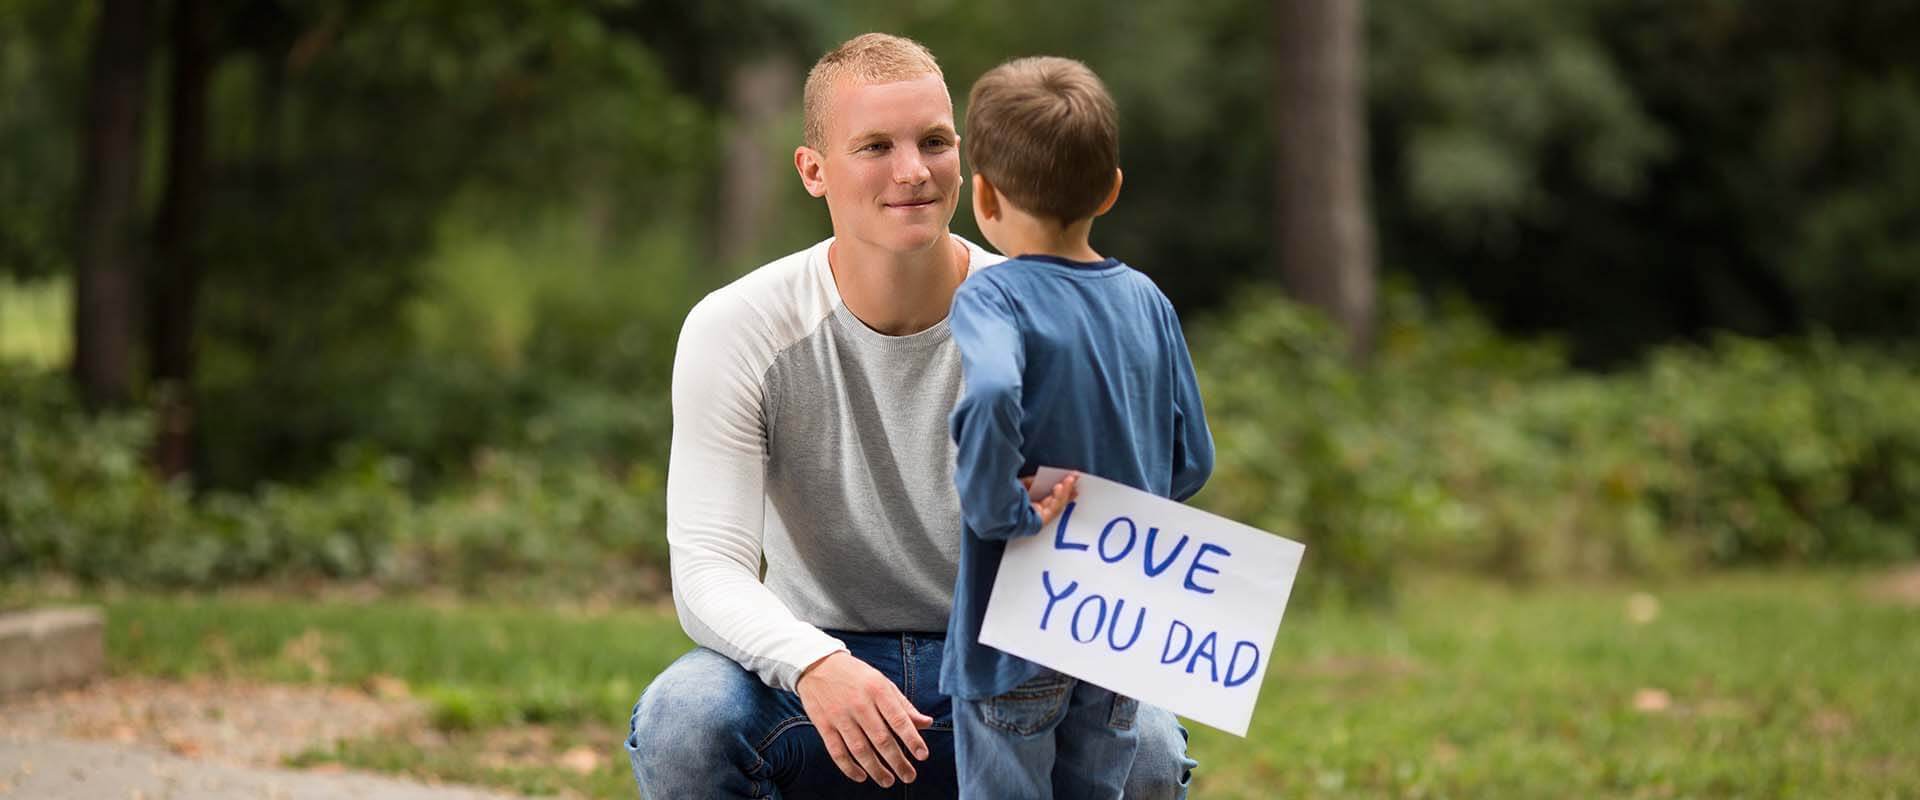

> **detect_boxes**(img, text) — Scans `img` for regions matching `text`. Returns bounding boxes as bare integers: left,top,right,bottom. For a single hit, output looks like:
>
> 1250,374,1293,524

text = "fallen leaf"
559,745,603,775
364,674,411,700
1811,708,1852,737
1626,593,1660,625
1632,688,1672,713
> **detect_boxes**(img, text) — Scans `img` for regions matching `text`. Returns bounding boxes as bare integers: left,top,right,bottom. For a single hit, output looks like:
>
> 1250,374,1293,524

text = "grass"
27,570,1920,798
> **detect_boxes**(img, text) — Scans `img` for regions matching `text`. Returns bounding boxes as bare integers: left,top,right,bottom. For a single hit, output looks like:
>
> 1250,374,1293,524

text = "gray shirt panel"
761,304,965,633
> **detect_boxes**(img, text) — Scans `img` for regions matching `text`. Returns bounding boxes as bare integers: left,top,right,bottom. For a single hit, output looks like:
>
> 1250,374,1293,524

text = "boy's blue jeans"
954,669,1139,800
626,631,1194,799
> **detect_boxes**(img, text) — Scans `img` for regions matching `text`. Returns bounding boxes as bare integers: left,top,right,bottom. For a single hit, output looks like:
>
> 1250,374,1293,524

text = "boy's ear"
972,173,1001,221
795,146,828,198
1092,168,1123,218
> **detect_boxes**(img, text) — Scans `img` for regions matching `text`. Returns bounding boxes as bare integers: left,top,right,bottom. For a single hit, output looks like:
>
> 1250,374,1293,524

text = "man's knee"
1125,703,1197,799
626,649,763,776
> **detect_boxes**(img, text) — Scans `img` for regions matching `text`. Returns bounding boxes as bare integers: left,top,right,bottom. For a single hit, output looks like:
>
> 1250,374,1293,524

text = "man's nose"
893,150,931,185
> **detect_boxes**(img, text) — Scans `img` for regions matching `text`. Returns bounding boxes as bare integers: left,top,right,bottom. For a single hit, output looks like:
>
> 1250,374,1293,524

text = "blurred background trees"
3,0,1917,601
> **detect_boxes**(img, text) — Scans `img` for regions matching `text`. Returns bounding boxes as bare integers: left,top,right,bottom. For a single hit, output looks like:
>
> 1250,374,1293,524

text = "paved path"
0,733,531,800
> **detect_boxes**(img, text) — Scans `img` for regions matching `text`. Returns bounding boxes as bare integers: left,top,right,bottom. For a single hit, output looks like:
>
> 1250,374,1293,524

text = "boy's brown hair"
803,33,944,150
965,56,1119,223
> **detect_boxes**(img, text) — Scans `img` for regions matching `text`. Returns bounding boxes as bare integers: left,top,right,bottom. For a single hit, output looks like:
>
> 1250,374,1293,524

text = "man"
625,33,1196,799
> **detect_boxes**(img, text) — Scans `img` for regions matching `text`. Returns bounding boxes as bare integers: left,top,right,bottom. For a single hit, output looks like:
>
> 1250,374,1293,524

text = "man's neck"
829,235,969,336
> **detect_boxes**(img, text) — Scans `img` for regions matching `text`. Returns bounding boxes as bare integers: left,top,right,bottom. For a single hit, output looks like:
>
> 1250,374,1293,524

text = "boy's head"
794,33,961,256
965,56,1120,226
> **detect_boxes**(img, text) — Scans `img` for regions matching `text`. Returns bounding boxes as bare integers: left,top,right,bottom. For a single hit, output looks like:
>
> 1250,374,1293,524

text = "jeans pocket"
980,671,1075,736
1107,693,1138,731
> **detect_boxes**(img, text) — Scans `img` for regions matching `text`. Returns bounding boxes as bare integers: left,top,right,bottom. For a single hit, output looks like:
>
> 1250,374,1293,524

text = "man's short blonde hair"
803,33,944,150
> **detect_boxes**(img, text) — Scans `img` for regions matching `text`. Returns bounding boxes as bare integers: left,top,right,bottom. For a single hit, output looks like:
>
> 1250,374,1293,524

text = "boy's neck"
996,212,1103,263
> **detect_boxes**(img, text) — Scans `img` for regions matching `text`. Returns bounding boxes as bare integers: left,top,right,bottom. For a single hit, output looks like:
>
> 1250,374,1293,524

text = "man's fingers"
882,701,932,760
856,705,918,783
819,725,868,783
836,719,896,788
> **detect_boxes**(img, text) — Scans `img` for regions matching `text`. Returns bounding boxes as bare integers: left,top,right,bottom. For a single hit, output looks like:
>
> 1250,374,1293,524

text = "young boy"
942,56,1216,798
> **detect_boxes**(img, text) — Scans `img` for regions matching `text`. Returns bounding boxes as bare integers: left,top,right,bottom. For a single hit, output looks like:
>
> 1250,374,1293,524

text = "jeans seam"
1107,693,1138,731
754,715,814,756
901,634,914,698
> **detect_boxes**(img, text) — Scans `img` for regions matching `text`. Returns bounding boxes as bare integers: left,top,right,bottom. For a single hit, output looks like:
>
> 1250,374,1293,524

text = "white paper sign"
978,467,1305,737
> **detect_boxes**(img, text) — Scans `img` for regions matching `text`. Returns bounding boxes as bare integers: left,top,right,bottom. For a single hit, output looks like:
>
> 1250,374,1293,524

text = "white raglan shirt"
666,235,1002,691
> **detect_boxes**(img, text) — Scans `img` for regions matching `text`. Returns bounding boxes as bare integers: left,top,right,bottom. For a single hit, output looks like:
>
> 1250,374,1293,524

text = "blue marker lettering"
1186,631,1220,682
1098,516,1137,564
1039,570,1078,630
1106,599,1146,652
1160,620,1193,665
1183,543,1232,595
1070,595,1108,644
1224,641,1262,688
1143,528,1189,577
1052,502,1087,551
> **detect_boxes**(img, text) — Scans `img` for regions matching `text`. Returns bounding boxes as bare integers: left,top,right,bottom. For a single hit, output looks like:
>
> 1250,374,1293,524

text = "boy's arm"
1167,302,1216,502
948,281,1046,541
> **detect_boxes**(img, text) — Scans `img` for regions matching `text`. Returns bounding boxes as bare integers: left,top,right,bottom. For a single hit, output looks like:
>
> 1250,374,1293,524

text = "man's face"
799,74,962,256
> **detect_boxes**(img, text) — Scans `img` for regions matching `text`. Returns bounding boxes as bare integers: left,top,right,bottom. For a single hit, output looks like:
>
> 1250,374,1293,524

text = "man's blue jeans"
953,669,1138,799
626,632,1195,799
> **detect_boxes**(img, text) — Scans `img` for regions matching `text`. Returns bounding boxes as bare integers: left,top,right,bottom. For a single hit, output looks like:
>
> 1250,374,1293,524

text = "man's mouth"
887,198,939,210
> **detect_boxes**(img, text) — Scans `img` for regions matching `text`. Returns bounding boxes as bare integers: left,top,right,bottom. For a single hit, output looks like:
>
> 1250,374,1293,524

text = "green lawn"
32,570,1920,798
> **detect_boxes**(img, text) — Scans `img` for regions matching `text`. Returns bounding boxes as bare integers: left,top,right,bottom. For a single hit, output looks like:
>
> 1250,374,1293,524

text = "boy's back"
942,252,1213,701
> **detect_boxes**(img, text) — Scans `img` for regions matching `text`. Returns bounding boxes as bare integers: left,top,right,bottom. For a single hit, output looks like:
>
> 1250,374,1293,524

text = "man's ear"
795,146,828,198
1092,168,1123,217
972,173,1001,221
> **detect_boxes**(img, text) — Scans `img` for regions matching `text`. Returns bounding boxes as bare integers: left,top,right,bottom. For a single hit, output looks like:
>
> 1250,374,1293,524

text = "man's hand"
1023,471,1079,529
795,651,934,787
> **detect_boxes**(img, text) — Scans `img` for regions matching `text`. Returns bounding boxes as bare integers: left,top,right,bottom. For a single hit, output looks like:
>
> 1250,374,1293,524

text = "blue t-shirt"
940,254,1215,700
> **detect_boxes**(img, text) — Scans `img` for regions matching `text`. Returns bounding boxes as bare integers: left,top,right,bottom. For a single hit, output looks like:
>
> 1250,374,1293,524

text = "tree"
1273,0,1377,358
72,0,152,408
150,0,213,477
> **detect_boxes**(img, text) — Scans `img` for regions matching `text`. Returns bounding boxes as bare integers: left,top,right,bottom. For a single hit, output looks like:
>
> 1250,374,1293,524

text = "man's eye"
923,138,952,150
862,142,890,153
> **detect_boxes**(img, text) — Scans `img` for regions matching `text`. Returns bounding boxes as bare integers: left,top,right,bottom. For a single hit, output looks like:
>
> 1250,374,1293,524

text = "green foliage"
0,274,70,369
1190,288,1920,603
1,364,667,592
12,284,1919,601
0,0,85,281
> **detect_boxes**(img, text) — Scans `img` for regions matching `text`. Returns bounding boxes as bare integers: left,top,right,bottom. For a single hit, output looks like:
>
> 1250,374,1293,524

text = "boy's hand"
1026,471,1079,529
795,651,934,787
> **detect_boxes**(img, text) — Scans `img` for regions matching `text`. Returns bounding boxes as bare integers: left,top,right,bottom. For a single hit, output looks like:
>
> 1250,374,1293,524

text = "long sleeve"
948,281,1044,541
1166,301,1215,502
665,294,845,692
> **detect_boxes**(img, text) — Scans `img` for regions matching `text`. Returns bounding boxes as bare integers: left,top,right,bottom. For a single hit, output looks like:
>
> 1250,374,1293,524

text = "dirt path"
0,679,534,800
0,734,529,800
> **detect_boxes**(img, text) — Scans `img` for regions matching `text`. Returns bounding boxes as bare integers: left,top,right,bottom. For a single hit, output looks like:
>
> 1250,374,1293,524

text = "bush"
1188,287,1920,604
1,364,667,593
9,286,1918,604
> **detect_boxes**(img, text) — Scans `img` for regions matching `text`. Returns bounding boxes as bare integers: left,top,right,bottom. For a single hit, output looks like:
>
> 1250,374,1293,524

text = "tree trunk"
151,0,212,478
1273,0,1377,358
73,0,153,409
712,55,795,270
